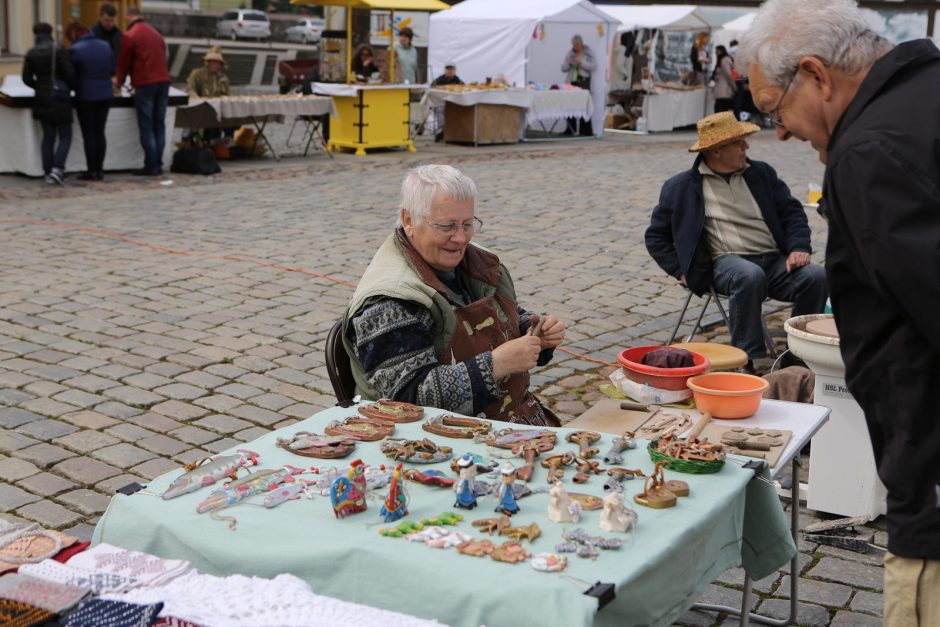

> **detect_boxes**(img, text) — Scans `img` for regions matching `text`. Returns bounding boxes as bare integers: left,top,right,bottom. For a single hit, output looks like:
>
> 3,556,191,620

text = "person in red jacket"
115,7,170,176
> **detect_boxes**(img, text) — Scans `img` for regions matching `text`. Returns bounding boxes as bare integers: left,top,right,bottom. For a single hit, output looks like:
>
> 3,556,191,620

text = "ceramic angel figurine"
454,453,478,510
495,463,520,516
547,480,581,523
600,488,638,533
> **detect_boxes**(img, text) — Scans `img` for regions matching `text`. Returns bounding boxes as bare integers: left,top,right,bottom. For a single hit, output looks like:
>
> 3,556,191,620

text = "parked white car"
285,18,324,45
215,9,271,41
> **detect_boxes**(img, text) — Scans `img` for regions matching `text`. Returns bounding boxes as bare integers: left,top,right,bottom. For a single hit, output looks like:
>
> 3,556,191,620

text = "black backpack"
170,147,221,176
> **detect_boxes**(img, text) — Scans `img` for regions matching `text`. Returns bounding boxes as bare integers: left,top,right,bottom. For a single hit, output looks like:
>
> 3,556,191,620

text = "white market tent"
722,12,757,34
602,4,720,33
429,0,619,137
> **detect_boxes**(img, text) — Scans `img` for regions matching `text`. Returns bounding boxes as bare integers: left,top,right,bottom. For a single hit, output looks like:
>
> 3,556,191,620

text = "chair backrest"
325,320,356,405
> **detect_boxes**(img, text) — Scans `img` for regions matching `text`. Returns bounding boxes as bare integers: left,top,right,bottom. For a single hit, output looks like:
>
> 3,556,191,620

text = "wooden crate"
443,102,522,145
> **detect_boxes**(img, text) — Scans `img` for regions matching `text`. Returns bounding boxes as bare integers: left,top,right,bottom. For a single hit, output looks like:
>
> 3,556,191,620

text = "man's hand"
786,251,811,272
492,336,542,380
533,314,566,349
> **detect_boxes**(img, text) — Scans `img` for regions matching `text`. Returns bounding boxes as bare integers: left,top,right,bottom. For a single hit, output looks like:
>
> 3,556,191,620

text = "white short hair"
737,0,892,87
399,164,477,223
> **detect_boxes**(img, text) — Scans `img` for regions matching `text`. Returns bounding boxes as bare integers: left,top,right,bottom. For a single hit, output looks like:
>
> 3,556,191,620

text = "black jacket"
92,22,122,58
21,36,76,125
645,155,812,296
823,39,940,559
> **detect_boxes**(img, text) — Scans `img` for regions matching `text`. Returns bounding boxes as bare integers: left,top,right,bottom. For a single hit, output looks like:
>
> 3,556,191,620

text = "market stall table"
642,86,708,132
174,94,335,160
95,403,797,627
313,83,423,156
0,76,188,176
423,87,534,145
526,89,594,136
567,398,831,626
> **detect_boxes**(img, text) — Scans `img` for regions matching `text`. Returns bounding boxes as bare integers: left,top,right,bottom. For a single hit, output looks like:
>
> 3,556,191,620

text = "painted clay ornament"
491,541,530,564
512,437,554,483
403,469,455,488
567,492,603,511
277,432,358,459
422,415,491,439
163,449,259,500
472,516,511,535
330,459,368,518
603,432,637,465
634,461,688,509
454,454,478,510
456,538,495,557
547,481,582,523
380,438,453,463
495,463,520,516
566,431,602,458
531,553,568,573
358,399,424,423
485,427,557,450
324,416,395,441
600,489,639,534
379,463,409,523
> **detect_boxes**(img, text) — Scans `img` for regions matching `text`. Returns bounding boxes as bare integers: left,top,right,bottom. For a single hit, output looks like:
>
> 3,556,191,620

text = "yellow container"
328,87,415,156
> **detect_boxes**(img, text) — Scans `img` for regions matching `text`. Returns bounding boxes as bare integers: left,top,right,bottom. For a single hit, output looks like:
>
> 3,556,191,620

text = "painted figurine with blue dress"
380,462,409,523
496,463,520,516
454,453,478,510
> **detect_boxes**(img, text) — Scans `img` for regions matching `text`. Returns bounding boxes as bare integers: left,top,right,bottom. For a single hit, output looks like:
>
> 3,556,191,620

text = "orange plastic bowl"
618,346,710,391
686,372,769,419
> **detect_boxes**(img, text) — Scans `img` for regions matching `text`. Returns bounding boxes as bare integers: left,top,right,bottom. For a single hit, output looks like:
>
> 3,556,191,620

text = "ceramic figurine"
547,480,581,523
495,463,520,516
454,454,478,510
599,488,638,533
379,463,409,523
330,459,368,518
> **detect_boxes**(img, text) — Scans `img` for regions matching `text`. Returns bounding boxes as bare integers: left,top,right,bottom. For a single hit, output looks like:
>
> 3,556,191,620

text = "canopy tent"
602,5,721,33
429,0,619,137
712,12,757,51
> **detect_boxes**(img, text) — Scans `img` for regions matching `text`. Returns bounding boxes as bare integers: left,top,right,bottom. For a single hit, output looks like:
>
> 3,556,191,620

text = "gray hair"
737,0,892,86
571,34,583,46
399,164,477,223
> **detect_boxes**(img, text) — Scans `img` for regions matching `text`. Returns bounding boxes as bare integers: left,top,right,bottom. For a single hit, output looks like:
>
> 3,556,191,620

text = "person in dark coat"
92,2,122,60
21,22,76,185
739,1,940,623
68,23,114,181
645,111,827,365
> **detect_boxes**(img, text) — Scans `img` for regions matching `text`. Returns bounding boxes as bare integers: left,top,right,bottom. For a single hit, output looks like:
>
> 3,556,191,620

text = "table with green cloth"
93,404,794,627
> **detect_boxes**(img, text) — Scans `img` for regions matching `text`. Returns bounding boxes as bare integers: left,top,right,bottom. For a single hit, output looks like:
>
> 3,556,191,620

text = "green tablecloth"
94,404,794,626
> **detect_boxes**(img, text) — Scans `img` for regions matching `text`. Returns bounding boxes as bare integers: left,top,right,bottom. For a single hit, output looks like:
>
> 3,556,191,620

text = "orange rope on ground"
0,217,359,288
4,217,618,369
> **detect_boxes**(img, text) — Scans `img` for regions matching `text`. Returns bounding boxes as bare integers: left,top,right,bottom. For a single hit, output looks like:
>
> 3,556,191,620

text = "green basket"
648,440,725,474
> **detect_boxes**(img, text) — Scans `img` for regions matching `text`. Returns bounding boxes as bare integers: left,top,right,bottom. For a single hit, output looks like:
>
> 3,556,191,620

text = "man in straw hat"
187,46,230,98
645,111,827,370
738,1,940,621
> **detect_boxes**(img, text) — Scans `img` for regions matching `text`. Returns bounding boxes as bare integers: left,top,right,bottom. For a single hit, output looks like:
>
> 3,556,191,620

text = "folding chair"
286,114,333,158
666,286,779,357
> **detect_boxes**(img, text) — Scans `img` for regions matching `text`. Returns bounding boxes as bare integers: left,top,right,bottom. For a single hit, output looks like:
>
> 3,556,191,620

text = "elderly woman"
561,34,596,135
342,165,566,426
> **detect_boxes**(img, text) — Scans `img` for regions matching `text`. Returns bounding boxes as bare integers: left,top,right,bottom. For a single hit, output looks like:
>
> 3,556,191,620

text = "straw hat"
688,111,759,152
203,46,226,65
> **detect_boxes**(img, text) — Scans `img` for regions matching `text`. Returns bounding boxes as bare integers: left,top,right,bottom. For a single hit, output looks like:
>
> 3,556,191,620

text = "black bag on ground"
170,147,221,175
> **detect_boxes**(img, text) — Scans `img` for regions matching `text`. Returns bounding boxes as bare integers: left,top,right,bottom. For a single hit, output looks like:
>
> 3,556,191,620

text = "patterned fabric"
0,598,56,627
20,558,138,595
63,598,163,627
66,543,190,588
0,573,89,614
152,617,204,627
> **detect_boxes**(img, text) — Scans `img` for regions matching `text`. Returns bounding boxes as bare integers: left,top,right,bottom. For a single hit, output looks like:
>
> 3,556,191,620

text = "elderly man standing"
645,111,827,370
738,1,940,623
115,6,170,176
343,165,566,426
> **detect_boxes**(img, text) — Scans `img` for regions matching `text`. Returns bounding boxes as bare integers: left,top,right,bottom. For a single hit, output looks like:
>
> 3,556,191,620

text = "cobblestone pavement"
0,130,884,625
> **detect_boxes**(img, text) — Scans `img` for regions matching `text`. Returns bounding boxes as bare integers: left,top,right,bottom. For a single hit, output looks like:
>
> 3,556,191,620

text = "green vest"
342,232,518,400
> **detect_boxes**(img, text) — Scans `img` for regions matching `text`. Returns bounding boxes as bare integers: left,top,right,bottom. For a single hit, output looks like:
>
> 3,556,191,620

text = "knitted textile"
0,598,56,627
66,543,190,587
0,573,89,614
63,598,163,627
21,558,139,595
101,571,444,627
0,526,78,574
152,617,203,627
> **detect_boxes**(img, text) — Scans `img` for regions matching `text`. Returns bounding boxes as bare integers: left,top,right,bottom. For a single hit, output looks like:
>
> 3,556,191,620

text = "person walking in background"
22,22,75,185
561,35,596,136
394,27,418,84
92,2,122,59
711,45,736,113
739,1,940,623
689,32,711,85
68,22,114,181
115,6,171,176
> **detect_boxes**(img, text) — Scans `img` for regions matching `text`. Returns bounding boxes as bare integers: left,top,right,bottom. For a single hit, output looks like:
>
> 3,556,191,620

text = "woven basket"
648,440,724,474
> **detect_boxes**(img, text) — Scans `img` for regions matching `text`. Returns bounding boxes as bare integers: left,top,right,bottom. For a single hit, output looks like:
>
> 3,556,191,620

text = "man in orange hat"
645,111,827,369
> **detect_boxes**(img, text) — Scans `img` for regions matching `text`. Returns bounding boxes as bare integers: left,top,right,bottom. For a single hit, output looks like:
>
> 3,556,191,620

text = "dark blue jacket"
645,155,812,296
69,33,114,102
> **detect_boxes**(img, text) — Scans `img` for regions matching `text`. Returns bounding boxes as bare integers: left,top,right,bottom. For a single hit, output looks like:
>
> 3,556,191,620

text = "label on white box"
819,380,853,399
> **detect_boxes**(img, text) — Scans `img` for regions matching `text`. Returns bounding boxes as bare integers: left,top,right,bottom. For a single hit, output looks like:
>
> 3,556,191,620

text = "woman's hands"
490,314,566,380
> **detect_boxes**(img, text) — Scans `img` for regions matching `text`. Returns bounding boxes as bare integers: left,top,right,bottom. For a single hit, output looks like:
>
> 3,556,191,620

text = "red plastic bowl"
618,346,711,391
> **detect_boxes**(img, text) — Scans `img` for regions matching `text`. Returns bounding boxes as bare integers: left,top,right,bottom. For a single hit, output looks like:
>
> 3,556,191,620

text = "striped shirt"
699,161,777,259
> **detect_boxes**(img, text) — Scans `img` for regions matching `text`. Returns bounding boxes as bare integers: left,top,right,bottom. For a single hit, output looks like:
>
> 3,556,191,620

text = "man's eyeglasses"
426,217,484,236
761,68,798,128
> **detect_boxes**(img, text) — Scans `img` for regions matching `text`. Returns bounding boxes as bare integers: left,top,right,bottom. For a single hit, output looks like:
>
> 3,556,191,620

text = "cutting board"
698,423,793,468
565,399,652,435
